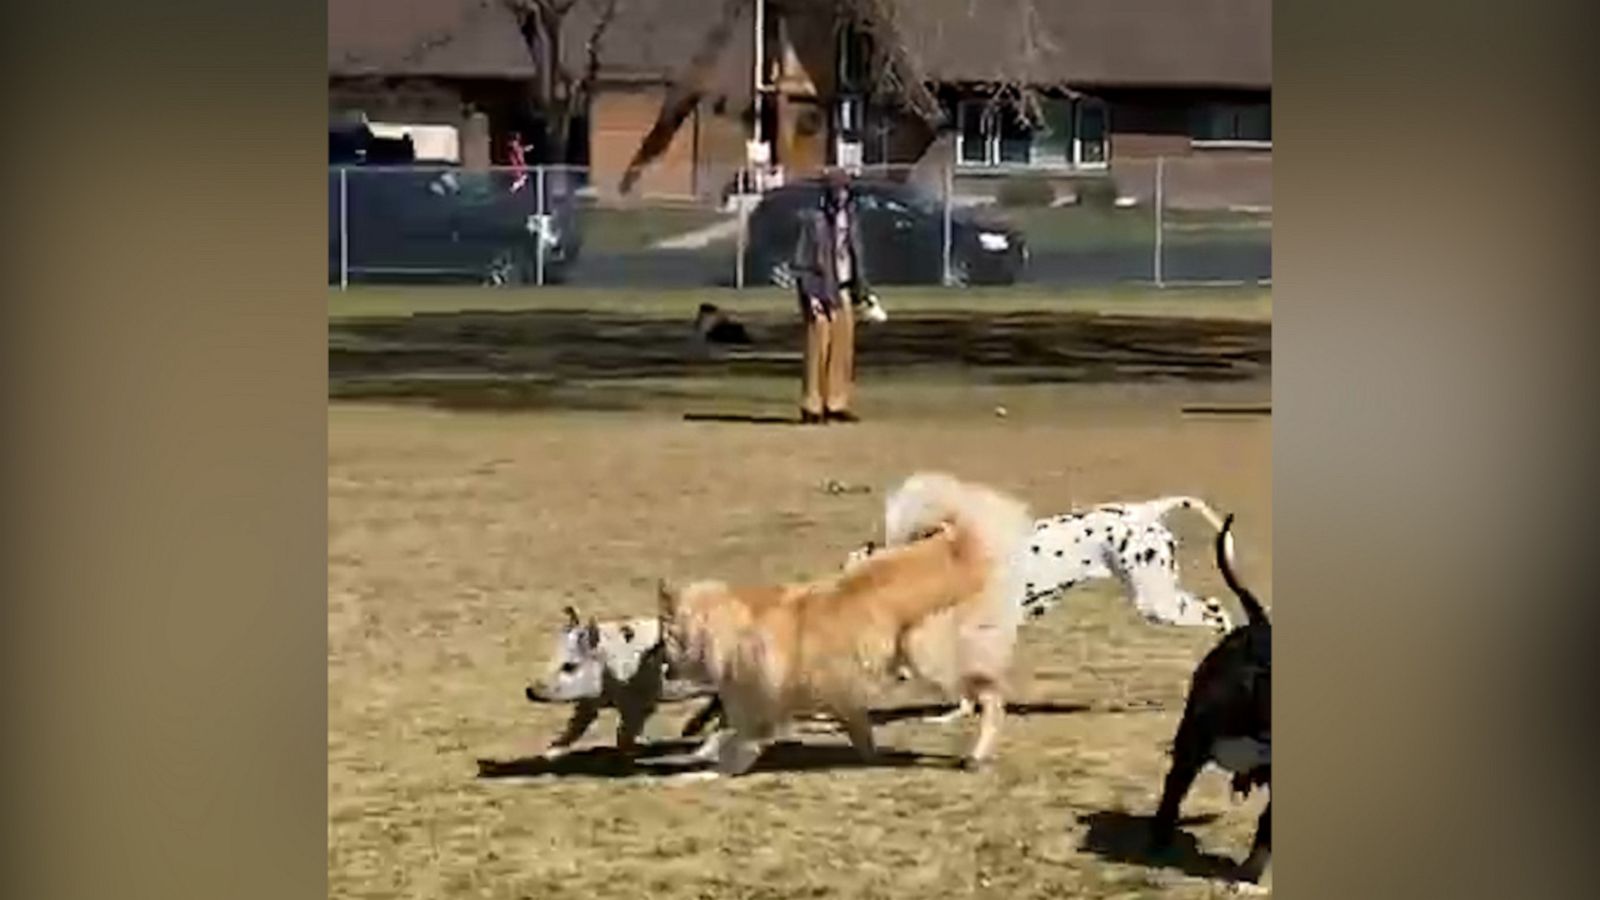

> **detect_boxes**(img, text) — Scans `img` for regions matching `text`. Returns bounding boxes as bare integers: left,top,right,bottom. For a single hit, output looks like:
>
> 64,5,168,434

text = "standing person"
792,169,871,424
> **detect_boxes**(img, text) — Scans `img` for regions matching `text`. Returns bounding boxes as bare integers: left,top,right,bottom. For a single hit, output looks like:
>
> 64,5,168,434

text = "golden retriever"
657,472,1031,776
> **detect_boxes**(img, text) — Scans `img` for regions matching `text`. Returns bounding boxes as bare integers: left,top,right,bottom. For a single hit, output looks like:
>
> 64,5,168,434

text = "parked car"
327,122,582,285
743,178,1028,287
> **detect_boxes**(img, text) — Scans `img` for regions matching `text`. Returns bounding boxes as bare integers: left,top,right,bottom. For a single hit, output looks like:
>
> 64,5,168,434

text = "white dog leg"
922,696,975,724
716,734,765,776
690,728,730,762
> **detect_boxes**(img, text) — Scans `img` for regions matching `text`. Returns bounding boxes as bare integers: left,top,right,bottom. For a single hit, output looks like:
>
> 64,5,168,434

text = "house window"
760,10,783,88
836,95,862,140
955,96,1108,169
837,26,872,92
959,102,989,165
1191,102,1271,146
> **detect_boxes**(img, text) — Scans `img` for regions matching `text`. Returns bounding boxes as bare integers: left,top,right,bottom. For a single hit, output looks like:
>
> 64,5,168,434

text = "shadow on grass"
869,700,1109,724
1076,809,1239,881
880,698,1173,724
476,739,955,781
681,411,801,425
331,309,1270,412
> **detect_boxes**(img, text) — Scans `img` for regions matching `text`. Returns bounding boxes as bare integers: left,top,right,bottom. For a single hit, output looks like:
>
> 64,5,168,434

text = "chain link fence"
329,156,1268,291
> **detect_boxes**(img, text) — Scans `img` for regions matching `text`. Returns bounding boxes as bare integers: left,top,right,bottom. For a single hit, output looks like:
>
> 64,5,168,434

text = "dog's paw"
539,745,572,761
1227,881,1270,896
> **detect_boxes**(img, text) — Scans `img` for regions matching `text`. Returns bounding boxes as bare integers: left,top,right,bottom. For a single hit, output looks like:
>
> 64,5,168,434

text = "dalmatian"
1013,495,1233,631
523,605,714,758
846,495,1234,723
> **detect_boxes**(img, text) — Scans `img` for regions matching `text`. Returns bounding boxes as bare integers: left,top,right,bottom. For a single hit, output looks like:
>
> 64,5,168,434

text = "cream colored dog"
657,472,1032,777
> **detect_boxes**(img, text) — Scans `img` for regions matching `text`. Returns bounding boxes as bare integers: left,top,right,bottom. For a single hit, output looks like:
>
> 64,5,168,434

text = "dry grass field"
329,292,1270,899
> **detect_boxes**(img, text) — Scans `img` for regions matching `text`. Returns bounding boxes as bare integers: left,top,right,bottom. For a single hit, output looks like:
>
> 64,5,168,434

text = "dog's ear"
563,605,581,631
583,618,601,650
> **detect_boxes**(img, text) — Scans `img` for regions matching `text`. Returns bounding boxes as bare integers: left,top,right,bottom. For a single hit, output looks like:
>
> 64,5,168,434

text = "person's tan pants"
801,290,856,415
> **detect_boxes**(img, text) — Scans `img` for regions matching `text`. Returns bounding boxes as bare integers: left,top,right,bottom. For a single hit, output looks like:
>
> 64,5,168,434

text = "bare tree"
618,0,753,194
505,0,623,163
838,0,940,123
617,0,1068,191
981,0,1072,129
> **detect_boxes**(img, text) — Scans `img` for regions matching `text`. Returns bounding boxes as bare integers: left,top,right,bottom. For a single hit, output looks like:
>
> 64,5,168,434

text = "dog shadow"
476,739,705,781
1076,809,1239,881
869,700,1099,725
477,739,955,781
681,412,802,425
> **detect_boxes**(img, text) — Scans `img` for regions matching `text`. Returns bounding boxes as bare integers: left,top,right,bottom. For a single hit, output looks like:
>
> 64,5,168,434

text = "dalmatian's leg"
1119,524,1199,628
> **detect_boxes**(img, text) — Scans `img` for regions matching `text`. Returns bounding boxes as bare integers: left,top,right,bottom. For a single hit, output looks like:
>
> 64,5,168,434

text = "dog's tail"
1145,495,1227,534
1216,514,1268,628
885,472,1033,614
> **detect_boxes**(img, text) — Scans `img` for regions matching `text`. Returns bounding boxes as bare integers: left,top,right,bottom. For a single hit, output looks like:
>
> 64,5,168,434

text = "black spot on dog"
1117,536,1129,553
620,625,634,643
1055,550,1064,557
1031,545,1040,554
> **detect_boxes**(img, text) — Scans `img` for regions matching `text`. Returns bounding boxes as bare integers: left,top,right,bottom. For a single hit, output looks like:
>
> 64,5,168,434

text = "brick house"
328,0,1269,203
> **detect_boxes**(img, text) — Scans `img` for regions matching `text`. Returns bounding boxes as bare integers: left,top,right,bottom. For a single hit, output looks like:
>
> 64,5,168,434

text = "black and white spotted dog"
524,606,712,758
841,495,1234,723
851,495,1233,632
1013,496,1234,631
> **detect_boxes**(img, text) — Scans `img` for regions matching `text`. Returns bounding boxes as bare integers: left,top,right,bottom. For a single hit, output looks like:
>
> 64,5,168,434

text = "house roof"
888,0,1271,90
328,0,751,93
562,0,751,93
329,0,538,78
328,0,1269,90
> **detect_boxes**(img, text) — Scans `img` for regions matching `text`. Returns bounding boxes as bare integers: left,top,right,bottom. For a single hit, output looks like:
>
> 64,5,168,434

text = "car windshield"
875,185,940,216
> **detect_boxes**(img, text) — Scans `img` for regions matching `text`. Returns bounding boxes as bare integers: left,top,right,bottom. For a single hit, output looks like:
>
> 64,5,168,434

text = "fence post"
1153,156,1165,288
535,166,547,287
735,167,748,290
338,166,349,290
942,156,953,286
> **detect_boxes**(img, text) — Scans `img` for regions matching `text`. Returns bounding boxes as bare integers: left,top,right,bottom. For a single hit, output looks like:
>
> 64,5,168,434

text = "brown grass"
329,377,1270,899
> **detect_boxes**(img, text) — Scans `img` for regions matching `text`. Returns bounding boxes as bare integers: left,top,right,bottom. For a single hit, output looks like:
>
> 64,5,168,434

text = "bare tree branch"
618,0,752,194
503,0,622,161
843,0,941,124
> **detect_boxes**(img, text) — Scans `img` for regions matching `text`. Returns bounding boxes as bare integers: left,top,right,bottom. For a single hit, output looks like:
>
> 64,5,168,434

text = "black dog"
694,303,752,345
1149,513,1271,886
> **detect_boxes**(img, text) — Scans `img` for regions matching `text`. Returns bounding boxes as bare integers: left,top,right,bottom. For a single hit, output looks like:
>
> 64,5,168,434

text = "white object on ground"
653,217,742,250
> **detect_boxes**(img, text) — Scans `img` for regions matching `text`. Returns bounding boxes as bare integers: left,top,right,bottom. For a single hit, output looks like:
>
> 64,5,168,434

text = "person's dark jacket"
791,201,870,311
